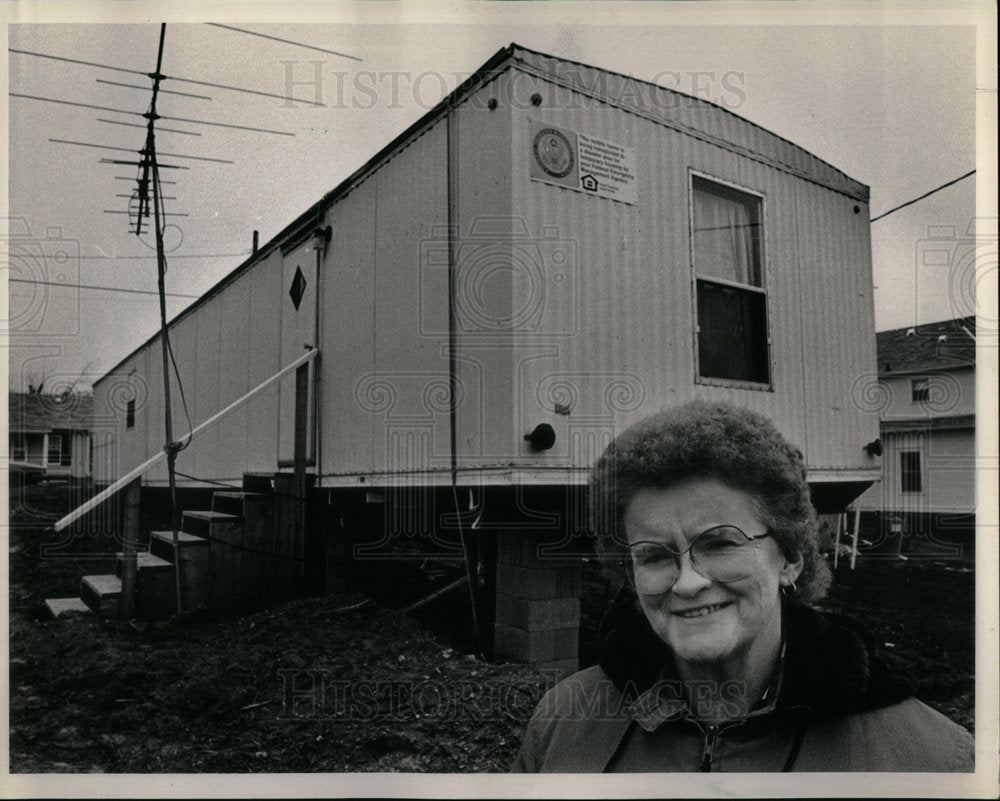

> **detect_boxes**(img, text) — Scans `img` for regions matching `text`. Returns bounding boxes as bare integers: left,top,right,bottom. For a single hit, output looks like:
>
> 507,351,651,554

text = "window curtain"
692,186,758,285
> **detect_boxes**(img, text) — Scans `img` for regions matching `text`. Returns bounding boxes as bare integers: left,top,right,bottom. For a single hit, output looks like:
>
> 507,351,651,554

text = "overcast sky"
2,2,994,393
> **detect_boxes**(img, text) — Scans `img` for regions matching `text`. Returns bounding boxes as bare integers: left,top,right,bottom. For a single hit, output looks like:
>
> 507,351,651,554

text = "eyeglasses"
623,526,772,595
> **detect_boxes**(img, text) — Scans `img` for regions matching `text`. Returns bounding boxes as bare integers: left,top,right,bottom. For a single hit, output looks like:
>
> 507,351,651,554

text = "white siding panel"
244,251,283,475
510,77,836,472
119,353,148,480
453,81,514,467
794,182,879,470
215,271,252,482
193,297,222,480
163,312,199,483
371,121,450,476
91,370,125,484
139,345,167,485
320,180,377,477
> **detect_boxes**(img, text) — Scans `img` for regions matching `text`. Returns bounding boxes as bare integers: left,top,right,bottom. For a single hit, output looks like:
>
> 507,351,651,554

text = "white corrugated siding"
793,180,879,470
452,76,516,470
92,248,285,486
215,271,252,481
319,117,451,479
319,179,377,476
504,72,877,475
243,250,284,476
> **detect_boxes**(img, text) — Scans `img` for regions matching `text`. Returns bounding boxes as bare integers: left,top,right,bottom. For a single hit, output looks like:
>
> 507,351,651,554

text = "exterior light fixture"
524,423,556,451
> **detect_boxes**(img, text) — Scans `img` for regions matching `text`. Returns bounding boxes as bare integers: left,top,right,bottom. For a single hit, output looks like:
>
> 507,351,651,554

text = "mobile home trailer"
91,44,881,670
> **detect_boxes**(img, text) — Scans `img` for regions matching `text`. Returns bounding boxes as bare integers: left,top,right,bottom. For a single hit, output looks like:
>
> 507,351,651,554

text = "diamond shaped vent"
289,266,307,311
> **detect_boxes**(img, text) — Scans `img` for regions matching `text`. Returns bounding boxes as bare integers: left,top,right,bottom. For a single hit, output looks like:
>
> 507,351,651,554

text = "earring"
781,581,798,597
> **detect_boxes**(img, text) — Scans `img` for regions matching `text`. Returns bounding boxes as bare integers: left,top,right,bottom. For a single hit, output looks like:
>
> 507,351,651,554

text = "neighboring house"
854,316,976,554
8,391,93,480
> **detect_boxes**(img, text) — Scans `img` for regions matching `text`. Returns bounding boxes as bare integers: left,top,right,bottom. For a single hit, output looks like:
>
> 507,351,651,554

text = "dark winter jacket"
512,594,973,772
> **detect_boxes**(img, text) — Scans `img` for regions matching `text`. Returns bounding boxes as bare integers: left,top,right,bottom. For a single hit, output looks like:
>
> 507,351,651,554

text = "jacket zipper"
699,724,721,772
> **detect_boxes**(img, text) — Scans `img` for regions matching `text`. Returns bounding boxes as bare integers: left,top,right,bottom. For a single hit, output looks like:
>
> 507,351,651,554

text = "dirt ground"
7,482,975,772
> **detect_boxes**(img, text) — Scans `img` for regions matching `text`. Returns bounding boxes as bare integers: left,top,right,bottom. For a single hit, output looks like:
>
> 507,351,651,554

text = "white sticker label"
529,119,637,205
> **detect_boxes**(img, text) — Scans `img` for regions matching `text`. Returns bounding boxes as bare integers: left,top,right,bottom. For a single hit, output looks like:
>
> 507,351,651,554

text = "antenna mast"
137,23,184,615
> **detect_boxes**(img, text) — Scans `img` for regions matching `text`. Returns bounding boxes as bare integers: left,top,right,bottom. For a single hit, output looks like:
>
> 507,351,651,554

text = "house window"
47,434,63,465
900,450,922,493
11,434,26,461
126,399,136,429
911,377,930,403
691,175,769,384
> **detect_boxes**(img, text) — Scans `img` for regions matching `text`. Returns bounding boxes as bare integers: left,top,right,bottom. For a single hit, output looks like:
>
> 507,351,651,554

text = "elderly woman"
513,401,973,772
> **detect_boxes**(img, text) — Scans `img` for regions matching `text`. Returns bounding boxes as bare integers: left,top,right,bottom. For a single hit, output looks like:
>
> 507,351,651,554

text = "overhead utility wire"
870,170,976,223
9,47,325,106
205,23,363,61
8,277,200,299
9,47,148,75
12,92,295,136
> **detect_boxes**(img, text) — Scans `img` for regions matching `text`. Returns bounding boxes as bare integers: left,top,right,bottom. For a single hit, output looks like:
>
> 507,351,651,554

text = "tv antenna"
138,23,186,615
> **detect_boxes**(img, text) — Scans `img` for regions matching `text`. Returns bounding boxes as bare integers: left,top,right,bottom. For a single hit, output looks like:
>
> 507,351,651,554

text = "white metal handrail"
53,348,317,532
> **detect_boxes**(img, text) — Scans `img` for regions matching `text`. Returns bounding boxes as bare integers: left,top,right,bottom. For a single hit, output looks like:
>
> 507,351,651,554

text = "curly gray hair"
590,400,830,603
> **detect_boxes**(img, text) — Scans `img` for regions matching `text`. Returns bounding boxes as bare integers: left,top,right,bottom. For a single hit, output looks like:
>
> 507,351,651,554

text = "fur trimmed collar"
597,589,914,715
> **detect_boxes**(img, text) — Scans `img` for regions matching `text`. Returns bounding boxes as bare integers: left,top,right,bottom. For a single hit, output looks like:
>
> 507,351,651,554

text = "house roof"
876,316,976,375
95,43,870,386
8,392,93,434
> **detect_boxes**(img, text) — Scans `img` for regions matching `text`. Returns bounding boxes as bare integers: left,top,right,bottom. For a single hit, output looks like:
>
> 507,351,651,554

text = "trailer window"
691,176,769,384
900,450,922,493
47,434,63,465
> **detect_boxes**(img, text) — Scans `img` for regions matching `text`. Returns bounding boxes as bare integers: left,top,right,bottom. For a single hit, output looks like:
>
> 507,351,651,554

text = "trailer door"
277,241,317,466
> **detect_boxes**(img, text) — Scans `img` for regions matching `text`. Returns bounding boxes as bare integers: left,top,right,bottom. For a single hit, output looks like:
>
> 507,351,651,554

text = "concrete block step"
44,597,91,618
242,472,274,494
212,491,249,517
81,574,121,616
182,510,242,544
213,490,270,516
114,551,178,621
149,530,209,560
115,551,172,578
148,531,210,612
